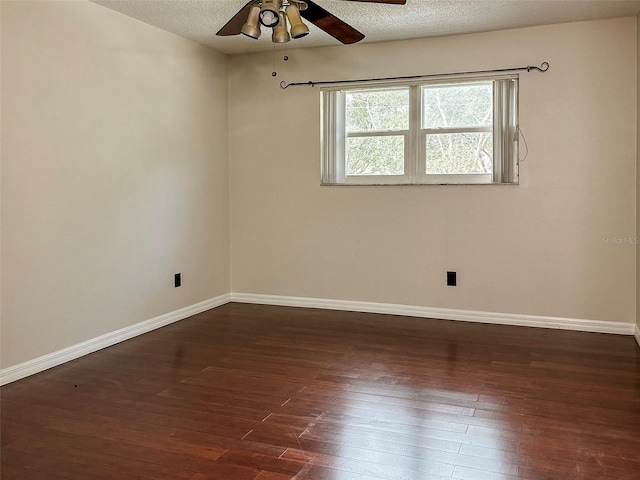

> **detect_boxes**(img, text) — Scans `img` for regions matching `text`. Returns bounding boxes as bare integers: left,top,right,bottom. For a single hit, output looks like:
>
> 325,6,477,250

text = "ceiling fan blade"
216,0,256,36
301,0,365,44
343,0,406,4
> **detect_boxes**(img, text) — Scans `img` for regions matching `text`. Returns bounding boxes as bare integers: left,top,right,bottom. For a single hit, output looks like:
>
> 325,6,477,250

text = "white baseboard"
231,293,636,336
3,292,635,386
0,293,231,386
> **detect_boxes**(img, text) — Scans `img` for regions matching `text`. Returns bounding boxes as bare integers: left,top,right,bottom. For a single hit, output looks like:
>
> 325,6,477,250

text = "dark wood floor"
2,303,639,479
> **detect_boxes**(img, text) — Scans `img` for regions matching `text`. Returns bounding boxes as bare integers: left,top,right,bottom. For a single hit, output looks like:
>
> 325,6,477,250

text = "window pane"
346,88,409,132
346,136,404,175
423,83,493,129
425,133,493,174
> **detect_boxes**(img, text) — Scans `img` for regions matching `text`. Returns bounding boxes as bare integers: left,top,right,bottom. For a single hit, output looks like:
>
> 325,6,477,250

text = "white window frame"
321,75,519,185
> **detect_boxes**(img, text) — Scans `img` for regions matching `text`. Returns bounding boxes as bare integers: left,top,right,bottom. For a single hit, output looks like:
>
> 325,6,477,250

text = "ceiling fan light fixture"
272,11,291,43
285,4,309,39
240,5,262,39
259,0,281,27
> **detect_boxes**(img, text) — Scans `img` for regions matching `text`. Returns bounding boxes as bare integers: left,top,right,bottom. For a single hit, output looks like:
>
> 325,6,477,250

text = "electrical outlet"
447,271,457,286
174,273,181,288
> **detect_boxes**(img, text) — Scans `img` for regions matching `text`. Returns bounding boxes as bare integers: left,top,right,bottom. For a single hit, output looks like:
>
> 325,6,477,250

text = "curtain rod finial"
527,62,549,72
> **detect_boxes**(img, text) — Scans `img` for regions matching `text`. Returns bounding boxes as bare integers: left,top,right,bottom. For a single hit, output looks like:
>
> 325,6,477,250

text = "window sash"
419,128,494,182
344,132,410,184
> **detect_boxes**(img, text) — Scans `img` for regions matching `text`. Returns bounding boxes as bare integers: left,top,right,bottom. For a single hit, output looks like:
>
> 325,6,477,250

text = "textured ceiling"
90,0,640,55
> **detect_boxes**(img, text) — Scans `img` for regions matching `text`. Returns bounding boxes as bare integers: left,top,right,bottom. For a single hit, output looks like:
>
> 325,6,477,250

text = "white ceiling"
91,0,640,55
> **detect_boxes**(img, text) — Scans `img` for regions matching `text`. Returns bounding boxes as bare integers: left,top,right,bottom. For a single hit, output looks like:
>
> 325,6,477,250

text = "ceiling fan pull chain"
272,43,278,77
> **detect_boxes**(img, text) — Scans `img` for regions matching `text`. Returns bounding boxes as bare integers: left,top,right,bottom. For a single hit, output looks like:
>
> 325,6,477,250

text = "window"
321,76,519,185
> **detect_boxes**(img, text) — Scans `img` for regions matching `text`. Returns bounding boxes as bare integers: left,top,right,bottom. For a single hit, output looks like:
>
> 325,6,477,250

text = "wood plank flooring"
2,303,639,479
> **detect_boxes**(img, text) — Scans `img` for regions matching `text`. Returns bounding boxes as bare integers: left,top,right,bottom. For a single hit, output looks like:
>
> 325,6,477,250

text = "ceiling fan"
217,0,407,45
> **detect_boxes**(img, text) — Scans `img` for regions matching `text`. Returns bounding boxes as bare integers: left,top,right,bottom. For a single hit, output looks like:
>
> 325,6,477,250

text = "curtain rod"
279,61,549,89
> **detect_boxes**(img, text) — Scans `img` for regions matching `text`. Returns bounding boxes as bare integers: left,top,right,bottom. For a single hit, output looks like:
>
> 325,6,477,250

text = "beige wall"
2,4,637,371
230,17,637,325
1,1,230,368
637,14,640,337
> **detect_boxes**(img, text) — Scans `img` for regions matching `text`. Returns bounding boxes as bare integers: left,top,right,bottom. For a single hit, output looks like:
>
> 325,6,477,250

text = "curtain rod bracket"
280,61,549,89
